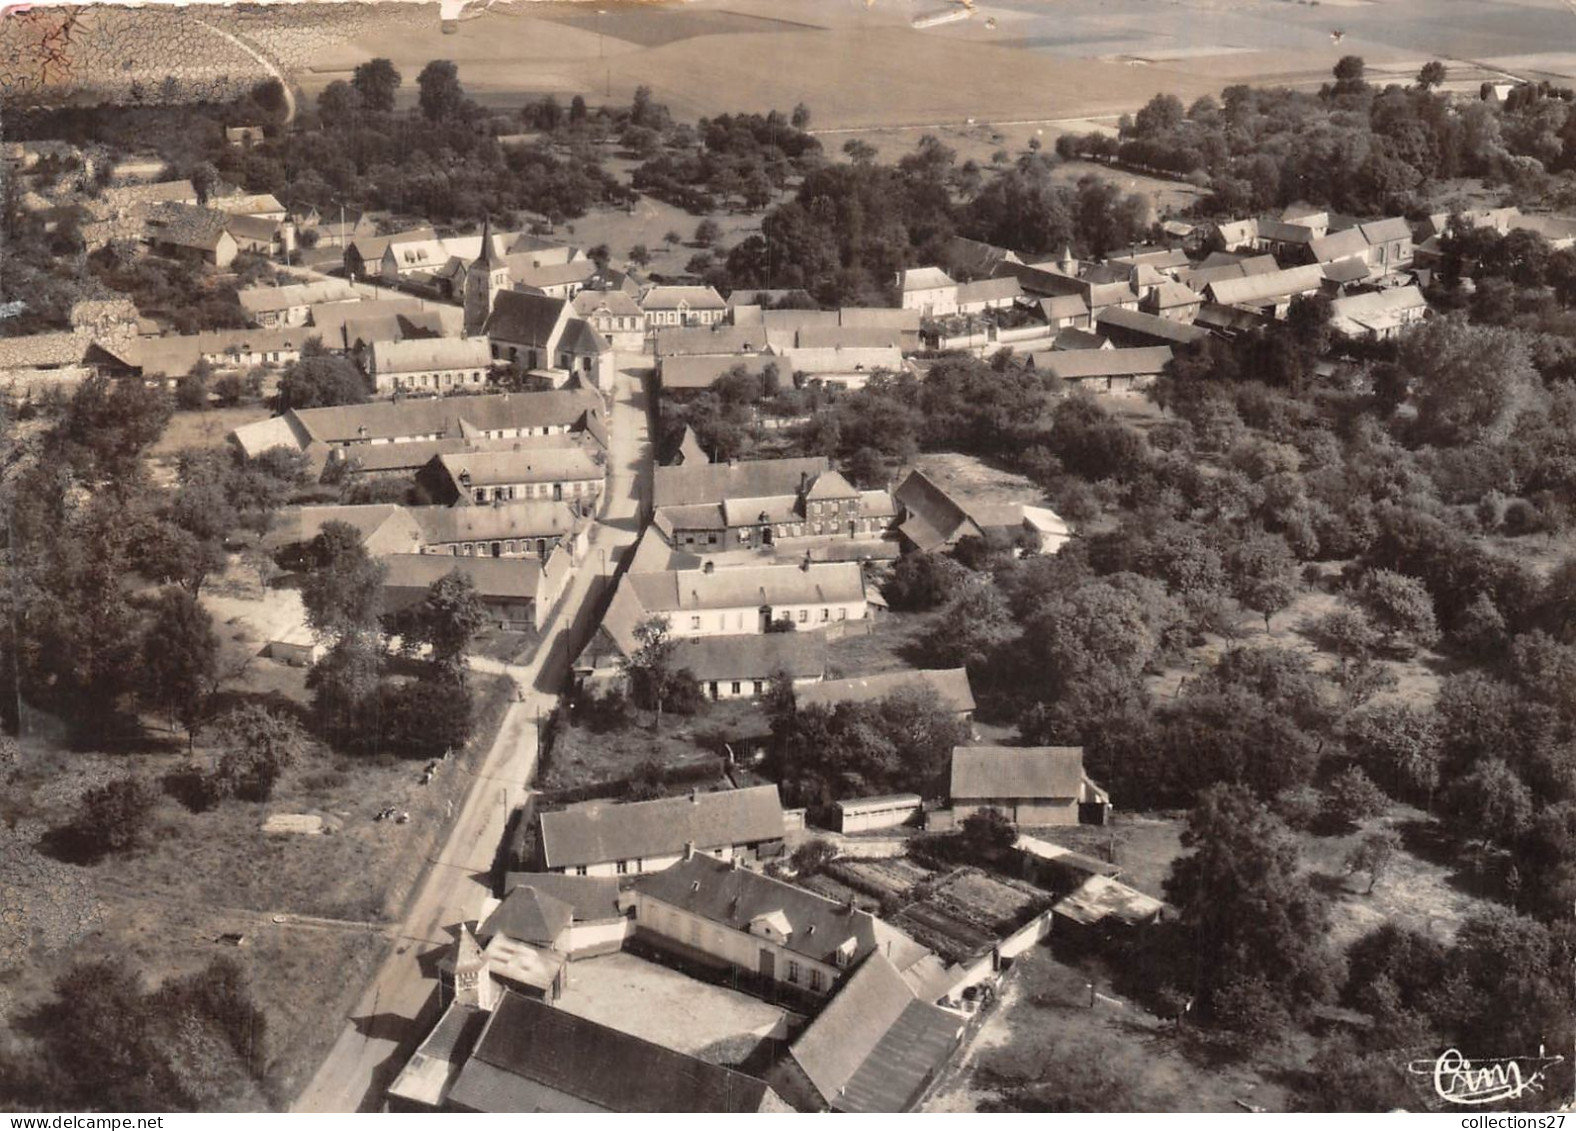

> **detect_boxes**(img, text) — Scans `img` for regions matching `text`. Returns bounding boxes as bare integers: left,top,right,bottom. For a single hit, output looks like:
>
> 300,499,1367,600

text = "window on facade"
798,609,808,623
731,681,741,695
616,860,629,875
838,608,848,621
787,960,801,984
821,608,830,621
810,969,825,992
691,616,701,631
474,489,486,504
754,681,764,695
575,865,588,876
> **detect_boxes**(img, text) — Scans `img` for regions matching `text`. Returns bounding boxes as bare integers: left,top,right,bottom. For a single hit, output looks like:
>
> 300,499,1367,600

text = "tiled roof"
1205,265,1326,307
639,284,727,311
1095,307,1208,347
1358,217,1414,244
408,499,578,544
674,631,829,683
501,873,623,921
799,668,974,714
238,280,359,314
483,290,569,347
382,553,542,603
270,504,424,556
387,1001,489,1109
434,445,602,488
654,325,765,357
892,470,975,549
1308,227,1370,263
900,266,956,292
479,884,573,947
653,456,830,508
627,561,866,612
572,288,642,318
447,992,776,1112
538,785,785,870
795,325,902,350
288,389,600,446
660,352,779,391
954,276,1024,305
368,337,492,375
950,745,1094,801
634,853,925,968
790,953,962,1113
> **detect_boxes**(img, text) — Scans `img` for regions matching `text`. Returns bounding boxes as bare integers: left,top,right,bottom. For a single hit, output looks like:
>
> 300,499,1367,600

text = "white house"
536,785,786,876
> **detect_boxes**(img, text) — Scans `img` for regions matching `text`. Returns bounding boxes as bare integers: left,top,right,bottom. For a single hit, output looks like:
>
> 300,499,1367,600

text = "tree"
300,522,387,641
960,806,1017,862
189,161,219,206
628,243,651,268
570,94,587,123
881,551,970,611
1324,766,1390,824
1164,784,1341,1021
624,614,684,726
140,587,220,738
417,59,465,122
176,361,210,410
1417,60,1448,90
1333,55,1368,91
276,350,367,411
927,575,1019,671
61,776,159,859
379,678,474,756
208,704,308,802
1346,828,1402,894
588,243,611,271
791,102,812,129
352,57,402,112
1401,319,1544,447
1355,569,1438,651
694,218,721,247
388,567,488,677
790,837,837,875
1228,531,1301,630
842,138,877,165
1349,702,1442,806
317,80,360,124
1445,757,1534,847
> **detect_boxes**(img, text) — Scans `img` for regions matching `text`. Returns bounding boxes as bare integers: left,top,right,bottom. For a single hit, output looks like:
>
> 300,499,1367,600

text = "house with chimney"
628,853,935,1002
482,287,615,391
651,456,884,551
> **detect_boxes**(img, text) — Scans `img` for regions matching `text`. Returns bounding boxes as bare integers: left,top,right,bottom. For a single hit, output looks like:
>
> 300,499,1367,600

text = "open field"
544,696,761,792
822,609,933,680
295,0,1576,133
151,403,272,459
927,943,1289,1112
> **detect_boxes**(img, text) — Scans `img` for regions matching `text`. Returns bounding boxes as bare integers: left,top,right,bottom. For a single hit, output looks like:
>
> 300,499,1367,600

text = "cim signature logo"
1408,1048,1566,1106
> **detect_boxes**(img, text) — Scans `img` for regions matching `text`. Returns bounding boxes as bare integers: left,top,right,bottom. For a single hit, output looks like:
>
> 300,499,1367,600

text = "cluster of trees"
762,675,970,814
298,521,483,757
1141,785,1574,1109
1,377,303,741
1055,58,1526,217
0,958,274,1110
632,107,820,215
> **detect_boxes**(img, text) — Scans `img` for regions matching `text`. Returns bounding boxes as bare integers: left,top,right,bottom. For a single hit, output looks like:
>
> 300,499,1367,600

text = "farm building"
949,746,1111,827
833,794,923,834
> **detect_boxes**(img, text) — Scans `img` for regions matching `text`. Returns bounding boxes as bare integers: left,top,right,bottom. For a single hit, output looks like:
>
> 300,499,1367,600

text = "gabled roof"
660,352,779,391
1147,281,1203,309
892,469,978,551
285,390,600,447
799,668,975,714
1095,307,1208,347
269,504,424,556
950,745,1102,802
538,785,785,870
433,445,602,488
1039,294,1090,321
639,284,727,311
944,235,1022,279
634,854,927,969
654,325,765,357
368,337,492,375
674,425,708,466
1308,227,1370,263
838,306,921,331
674,631,829,683
501,873,623,921
1358,217,1413,244
1212,218,1259,244
571,288,642,318
447,992,777,1113
558,317,610,357
795,325,901,350
479,884,573,947
653,456,831,508
900,266,956,292
382,554,543,604
1053,874,1167,927
1204,265,1326,307
790,952,963,1113
387,1001,489,1109
627,561,867,612
484,290,570,348
407,499,579,544
1322,257,1374,285
226,214,281,243
512,258,598,290
954,276,1023,305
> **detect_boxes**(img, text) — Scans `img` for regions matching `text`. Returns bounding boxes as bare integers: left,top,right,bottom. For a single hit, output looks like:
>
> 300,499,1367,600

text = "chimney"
684,840,697,860
799,471,809,495
800,553,811,572
690,788,701,804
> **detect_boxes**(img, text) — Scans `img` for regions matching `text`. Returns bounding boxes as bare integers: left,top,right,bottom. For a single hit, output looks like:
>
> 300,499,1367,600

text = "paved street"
292,362,650,1112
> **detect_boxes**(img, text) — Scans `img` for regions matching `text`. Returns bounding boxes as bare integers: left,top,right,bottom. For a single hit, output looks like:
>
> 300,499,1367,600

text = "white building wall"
634,894,842,995
667,599,867,639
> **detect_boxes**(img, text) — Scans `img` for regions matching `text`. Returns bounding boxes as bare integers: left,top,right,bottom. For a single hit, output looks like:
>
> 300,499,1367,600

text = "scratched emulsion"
0,3,430,107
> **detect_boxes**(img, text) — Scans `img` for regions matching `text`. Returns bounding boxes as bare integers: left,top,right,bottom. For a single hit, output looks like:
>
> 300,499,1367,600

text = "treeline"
632,106,820,214
1055,58,1512,217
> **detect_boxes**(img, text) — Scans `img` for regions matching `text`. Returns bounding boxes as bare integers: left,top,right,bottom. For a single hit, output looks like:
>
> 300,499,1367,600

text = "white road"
291,361,650,1112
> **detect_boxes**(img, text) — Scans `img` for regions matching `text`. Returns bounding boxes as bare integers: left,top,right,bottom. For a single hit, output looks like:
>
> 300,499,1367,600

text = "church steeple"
464,217,510,336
